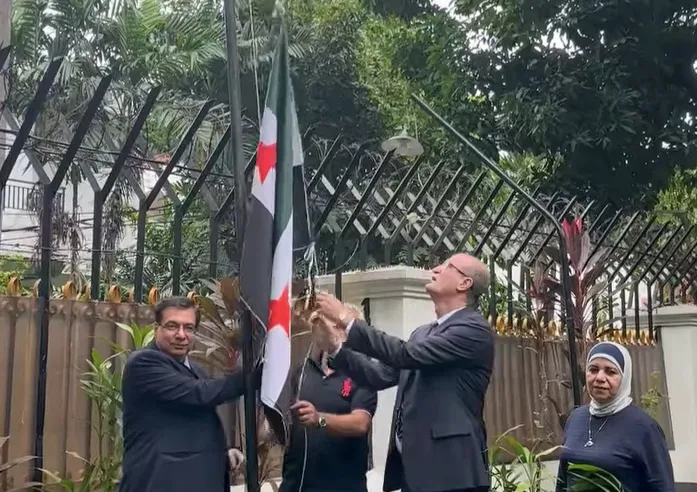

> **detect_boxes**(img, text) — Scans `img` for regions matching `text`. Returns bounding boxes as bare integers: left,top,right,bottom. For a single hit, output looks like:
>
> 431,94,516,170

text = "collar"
436,306,466,325
308,351,333,376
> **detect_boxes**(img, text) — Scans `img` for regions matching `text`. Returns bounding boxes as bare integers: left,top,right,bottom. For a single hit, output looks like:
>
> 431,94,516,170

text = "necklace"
585,416,610,447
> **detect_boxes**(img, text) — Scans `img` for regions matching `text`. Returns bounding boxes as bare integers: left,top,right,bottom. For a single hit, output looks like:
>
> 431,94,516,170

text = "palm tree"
8,0,313,291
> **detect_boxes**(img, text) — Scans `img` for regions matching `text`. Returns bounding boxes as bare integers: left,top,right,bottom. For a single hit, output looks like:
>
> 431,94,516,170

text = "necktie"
395,321,438,442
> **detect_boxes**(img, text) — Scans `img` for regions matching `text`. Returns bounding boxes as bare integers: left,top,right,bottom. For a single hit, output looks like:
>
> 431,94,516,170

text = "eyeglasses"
444,261,468,277
160,321,196,335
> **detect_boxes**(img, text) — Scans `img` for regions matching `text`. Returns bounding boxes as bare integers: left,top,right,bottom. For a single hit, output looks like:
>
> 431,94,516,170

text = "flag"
239,27,311,447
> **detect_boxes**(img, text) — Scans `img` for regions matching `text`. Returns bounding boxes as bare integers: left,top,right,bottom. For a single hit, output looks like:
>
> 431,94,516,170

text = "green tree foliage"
113,192,217,294
656,168,697,222
383,10,501,157
290,0,383,140
0,255,32,295
363,0,436,20
438,0,697,207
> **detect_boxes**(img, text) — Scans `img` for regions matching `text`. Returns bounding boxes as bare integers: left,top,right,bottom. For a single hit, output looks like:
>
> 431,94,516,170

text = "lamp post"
411,95,583,406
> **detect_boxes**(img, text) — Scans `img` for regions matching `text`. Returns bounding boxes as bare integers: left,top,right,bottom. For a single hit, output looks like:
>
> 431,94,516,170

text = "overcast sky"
433,0,452,9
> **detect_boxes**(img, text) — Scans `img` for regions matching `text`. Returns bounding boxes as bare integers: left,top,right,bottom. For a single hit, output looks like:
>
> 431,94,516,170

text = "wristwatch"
318,414,327,428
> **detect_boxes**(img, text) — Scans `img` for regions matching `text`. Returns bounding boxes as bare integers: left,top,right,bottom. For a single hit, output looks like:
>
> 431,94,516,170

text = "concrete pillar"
655,304,697,482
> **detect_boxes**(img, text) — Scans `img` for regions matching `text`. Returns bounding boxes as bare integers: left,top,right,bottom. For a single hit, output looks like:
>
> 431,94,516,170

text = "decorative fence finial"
6,276,22,296
62,281,77,300
106,285,122,303
187,291,199,304
148,287,160,305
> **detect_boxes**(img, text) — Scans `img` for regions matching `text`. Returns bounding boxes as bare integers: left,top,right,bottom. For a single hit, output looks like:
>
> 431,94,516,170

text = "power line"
0,134,239,181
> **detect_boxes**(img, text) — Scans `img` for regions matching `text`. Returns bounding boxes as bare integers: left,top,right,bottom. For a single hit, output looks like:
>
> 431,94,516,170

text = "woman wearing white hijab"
556,342,675,491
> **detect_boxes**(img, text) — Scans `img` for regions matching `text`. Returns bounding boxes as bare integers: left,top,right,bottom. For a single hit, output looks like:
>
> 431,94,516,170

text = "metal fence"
0,46,694,482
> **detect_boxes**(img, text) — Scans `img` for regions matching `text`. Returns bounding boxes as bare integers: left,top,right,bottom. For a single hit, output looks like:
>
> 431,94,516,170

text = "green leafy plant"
640,372,667,421
479,277,514,321
42,323,153,491
41,454,103,492
112,322,155,352
489,428,624,492
489,425,561,492
0,255,32,296
568,463,624,491
0,436,40,491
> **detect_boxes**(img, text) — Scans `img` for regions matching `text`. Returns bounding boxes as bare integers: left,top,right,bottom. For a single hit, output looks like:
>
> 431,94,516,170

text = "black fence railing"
2,45,697,482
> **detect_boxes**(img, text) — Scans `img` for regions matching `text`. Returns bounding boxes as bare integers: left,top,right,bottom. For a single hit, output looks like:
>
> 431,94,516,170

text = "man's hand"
315,293,355,327
227,448,245,471
291,400,320,427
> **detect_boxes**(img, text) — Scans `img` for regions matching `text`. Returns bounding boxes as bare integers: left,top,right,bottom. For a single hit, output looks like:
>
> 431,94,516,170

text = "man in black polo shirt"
280,312,377,492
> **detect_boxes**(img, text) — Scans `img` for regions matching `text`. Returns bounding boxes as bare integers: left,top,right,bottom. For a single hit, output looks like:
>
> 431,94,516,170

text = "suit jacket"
118,342,245,492
330,308,494,492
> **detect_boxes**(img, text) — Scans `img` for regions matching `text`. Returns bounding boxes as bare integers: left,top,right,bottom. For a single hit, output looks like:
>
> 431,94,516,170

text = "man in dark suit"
119,296,248,492
315,253,495,492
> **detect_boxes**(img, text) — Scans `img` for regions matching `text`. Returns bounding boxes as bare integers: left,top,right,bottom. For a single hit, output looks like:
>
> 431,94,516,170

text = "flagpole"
222,0,260,491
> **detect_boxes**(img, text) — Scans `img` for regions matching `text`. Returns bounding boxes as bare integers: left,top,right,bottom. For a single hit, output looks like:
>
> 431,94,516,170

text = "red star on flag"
267,284,291,336
257,142,277,184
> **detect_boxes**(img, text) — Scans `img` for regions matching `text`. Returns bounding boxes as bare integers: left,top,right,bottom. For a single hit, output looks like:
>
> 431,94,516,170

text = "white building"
0,111,178,273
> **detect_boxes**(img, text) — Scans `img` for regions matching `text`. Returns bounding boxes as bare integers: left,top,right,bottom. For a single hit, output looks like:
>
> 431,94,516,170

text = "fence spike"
148,287,160,306
62,281,77,300
7,276,22,296
106,285,122,303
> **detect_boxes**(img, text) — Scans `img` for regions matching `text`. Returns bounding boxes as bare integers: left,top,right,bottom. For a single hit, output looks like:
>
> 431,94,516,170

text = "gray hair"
464,261,490,303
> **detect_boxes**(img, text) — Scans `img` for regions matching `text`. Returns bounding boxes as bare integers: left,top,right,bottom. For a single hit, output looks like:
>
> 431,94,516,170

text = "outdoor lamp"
381,128,424,158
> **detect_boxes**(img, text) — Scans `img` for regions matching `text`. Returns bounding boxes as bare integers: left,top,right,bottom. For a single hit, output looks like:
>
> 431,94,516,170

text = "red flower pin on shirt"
341,378,352,398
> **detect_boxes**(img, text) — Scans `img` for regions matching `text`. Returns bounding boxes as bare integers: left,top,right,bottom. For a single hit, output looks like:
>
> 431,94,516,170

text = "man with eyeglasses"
315,253,494,492
119,296,249,492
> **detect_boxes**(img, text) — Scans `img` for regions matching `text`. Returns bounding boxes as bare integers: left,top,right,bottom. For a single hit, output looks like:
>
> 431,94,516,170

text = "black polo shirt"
280,357,377,492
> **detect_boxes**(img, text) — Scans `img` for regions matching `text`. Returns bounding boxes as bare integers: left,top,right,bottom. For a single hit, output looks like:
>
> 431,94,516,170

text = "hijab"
587,341,633,417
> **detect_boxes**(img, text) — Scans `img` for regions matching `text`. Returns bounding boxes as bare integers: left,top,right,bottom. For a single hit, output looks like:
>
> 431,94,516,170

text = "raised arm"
125,350,245,407
329,348,400,391
344,317,493,370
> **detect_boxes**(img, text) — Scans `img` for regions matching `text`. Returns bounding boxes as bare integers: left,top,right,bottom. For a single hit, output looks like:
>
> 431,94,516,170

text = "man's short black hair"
154,296,200,326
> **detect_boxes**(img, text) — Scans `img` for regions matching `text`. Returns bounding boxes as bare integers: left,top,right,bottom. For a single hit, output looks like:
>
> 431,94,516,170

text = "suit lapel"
395,313,468,406
431,307,471,335
394,323,432,404
391,310,479,447
187,360,205,379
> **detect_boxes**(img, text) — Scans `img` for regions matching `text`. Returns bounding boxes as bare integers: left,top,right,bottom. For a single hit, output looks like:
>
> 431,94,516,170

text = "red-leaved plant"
527,217,618,424
542,217,614,345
